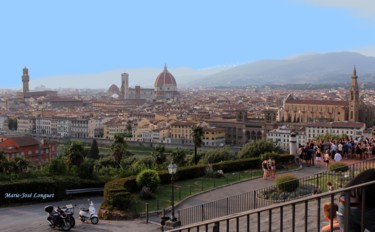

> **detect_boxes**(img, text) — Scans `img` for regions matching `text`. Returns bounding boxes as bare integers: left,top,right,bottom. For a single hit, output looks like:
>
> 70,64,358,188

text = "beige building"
170,121,197,145
17,116,35,134
279,67,367,124
103,118,127,140
202,127,225,147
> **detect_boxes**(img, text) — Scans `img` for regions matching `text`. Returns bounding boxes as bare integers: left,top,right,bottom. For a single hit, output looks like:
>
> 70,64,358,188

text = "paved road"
0,197,161,232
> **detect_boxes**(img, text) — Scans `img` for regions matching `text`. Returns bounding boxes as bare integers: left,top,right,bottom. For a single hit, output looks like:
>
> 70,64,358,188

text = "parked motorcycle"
60,204,75,227
79,200,99,224
44,205,72,231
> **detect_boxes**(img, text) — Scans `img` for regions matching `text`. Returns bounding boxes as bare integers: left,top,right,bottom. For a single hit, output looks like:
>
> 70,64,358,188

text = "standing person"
262,159,269,180
324,150,330,169
342,141,349,160
330,141,337,160
334,151,342,163
337,168,375,232
267,157,272,175
270,158,276,178
315,146,322,168
321,203,340,232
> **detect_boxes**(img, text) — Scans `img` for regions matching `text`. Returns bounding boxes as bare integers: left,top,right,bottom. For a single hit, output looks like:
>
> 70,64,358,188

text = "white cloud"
302,0,375,22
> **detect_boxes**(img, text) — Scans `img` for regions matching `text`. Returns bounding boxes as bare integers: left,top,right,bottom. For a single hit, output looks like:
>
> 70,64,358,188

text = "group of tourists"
297,136,375,169
262,157,276,180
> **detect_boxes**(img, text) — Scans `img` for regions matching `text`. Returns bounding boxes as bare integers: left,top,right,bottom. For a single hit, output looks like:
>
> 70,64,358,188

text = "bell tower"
22,67,30,95
348,66,359,122
120,72,129,100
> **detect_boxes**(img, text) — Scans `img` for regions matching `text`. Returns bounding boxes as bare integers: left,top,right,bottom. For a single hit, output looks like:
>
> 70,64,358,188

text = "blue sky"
1,0,375,88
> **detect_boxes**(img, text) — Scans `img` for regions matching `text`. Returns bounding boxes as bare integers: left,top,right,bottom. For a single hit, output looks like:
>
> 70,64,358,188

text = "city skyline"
2,0,375,88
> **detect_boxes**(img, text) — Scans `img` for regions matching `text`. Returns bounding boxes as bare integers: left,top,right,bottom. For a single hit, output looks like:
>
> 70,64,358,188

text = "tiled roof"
0,136,39,147
286,99,348,106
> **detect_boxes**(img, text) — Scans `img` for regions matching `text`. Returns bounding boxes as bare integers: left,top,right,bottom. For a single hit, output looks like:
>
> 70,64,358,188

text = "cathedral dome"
154,65,177,88
108,84,120,94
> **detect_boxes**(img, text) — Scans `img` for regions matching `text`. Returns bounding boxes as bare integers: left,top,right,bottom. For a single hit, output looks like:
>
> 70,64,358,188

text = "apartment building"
267,126,306,151
17,115,35,134
170,121,197,145
202,127,225,147
304,121,366,141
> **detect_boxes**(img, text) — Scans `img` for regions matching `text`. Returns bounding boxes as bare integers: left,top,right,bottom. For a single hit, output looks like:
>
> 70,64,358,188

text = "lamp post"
168,163,177,221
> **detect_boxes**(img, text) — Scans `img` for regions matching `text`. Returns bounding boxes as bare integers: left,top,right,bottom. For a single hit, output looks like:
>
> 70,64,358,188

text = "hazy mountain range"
30,52,375,90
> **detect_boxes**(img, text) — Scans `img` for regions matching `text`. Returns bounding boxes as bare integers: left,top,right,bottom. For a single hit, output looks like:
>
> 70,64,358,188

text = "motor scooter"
61,204,75,227
79,200,99,224
44,205,72,231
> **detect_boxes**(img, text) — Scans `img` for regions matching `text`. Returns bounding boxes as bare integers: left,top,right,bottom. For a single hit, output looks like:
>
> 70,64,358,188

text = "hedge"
0,176,105,205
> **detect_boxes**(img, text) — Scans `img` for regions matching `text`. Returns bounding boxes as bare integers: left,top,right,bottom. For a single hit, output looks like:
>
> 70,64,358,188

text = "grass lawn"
130,169,264,213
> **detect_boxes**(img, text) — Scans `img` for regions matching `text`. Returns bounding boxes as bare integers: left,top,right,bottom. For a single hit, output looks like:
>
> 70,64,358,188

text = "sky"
1,0,375,88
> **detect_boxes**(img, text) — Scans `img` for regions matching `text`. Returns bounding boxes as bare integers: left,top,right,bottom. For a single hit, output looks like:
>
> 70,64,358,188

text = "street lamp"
168,163,177,222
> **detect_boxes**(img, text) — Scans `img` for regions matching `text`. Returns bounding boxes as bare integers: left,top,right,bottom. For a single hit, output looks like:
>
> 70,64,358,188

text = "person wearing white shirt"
334,152,342,162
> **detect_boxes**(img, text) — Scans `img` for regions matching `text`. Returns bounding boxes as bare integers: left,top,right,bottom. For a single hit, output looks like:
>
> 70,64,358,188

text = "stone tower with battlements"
22,67,30,95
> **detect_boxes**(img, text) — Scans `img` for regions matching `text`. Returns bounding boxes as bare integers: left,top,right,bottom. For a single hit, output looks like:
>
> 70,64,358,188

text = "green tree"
136,169,160,192
64,141,85,167
13,157,31,173
238,139,282,158
47,156,68,175
314,133,346,142
153,145,166,167
191,125,204,165
200,146,235,164
88,139,100,159
110,134,128,167
0,150,9,173
171,148,188,167
78,158,95,179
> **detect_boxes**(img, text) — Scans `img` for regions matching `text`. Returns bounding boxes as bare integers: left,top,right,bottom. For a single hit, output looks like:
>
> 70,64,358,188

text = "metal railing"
172,158,375,226
166,179,375,232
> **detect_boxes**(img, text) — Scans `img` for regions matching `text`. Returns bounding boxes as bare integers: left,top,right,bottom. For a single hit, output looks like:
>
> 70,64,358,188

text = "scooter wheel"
91,217,99,224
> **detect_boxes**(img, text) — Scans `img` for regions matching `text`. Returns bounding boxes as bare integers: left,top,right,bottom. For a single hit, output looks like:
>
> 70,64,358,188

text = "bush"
275,174,299,192
139,186,155,200
237,140,282,158
260,152,281,162
106,189,133,211
78,158,95,179
329,162,349,172
200,146,236,164
136,169,160,192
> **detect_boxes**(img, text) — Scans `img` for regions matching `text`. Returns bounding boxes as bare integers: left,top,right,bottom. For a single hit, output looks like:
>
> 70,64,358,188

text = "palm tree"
153,145,166,167
191,125,204,165
110,134,128,167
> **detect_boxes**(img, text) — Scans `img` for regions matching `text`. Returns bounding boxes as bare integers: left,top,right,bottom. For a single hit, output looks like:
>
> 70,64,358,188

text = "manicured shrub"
329,162,349,172
136,169,160,192
107,189,133,210
275,174,299,192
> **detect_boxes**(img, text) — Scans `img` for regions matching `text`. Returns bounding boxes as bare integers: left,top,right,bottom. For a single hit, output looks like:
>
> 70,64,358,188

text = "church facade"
278,67,373,126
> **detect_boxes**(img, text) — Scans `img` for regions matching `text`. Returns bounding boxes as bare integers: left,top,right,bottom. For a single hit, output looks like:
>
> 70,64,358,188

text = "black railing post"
317,197,321,232
145,203,149,224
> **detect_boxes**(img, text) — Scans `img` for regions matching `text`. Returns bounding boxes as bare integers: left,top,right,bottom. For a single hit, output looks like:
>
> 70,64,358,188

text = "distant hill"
185,52,375,87
29,52,375,90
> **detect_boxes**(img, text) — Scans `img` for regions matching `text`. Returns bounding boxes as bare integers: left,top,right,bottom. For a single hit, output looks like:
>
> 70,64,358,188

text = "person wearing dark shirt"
337,168,375,231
